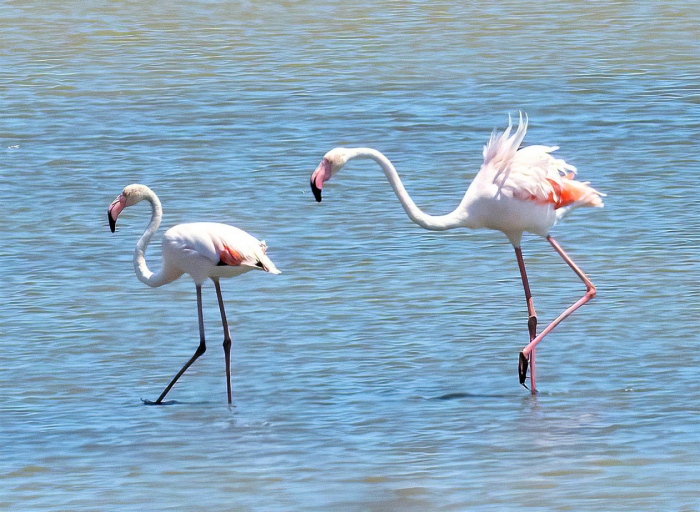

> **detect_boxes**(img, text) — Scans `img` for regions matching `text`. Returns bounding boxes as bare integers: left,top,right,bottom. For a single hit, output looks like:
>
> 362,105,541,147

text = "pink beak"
310,158,332,202
108,194,126,232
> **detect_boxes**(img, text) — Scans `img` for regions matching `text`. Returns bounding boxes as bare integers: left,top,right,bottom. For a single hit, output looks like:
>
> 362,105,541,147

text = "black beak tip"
310,179,323,203
108,212,116,233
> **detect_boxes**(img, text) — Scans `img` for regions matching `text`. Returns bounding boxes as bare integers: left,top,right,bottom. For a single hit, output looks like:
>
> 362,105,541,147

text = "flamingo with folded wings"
108,184,280,404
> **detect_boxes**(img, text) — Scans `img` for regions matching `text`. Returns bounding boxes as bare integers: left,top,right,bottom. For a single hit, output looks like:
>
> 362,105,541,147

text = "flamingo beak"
108,194,126,233
310,158,332,203
310,174,322,202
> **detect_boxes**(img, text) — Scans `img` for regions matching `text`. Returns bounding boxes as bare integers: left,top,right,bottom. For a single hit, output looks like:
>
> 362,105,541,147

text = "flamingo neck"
133,189,172,288
344,148,471,231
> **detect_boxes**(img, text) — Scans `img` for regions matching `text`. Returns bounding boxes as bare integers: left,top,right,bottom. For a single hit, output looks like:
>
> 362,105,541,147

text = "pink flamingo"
108,184,280,404
310,114,603,393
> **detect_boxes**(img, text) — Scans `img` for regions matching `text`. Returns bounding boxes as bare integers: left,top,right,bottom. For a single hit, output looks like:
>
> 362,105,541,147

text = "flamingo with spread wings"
310,114,603,393
108,184,280,404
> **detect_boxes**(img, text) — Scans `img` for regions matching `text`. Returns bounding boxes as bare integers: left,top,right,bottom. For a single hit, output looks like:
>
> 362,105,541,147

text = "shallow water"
1,1,699,510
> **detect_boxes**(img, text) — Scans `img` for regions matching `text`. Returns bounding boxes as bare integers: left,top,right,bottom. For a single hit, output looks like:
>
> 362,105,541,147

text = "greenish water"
1,1,699,510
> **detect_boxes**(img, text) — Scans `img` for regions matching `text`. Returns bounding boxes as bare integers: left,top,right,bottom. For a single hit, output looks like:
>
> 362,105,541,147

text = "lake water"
1,1,699,510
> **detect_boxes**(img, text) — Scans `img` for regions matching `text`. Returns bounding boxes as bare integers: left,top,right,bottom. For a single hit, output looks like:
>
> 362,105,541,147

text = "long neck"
346,148,469,231
133,189,172,288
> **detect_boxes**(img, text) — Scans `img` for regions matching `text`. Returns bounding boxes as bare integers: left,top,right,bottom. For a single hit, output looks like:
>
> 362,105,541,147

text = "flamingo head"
310,148,351,202
108,184,150,232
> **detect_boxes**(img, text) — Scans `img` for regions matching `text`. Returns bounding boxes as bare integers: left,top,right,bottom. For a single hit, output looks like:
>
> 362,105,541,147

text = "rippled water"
1,1,699,510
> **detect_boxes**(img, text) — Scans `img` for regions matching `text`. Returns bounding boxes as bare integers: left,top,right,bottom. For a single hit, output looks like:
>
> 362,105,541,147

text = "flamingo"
107,184,280,404
310,114,603,393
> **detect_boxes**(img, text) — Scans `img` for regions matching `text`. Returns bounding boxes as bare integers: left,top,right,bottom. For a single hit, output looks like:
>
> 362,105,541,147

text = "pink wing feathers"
218,244,245,266
482,114,604,210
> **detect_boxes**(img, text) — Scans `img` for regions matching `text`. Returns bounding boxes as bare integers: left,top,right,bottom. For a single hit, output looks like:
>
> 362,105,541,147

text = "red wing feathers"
546,178,603,209
218,245,245,266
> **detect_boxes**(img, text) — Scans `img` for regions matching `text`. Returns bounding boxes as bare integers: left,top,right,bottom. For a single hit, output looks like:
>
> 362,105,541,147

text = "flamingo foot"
518,352,529,388
141,398,178,406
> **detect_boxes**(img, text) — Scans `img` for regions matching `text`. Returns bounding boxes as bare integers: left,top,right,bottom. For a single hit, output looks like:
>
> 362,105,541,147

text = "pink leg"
514,246,537,394
519,235,597,369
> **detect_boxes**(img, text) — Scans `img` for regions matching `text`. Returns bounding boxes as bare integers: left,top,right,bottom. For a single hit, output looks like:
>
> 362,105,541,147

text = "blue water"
1,1,699,510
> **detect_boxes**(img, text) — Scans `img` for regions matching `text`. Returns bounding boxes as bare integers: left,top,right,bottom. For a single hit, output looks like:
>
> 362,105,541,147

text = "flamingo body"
108,184,279,404
310,114,603,393
162,222,276,285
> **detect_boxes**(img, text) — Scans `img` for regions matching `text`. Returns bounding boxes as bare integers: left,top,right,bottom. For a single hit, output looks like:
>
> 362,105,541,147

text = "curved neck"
345,148,469,231
133,189,172,287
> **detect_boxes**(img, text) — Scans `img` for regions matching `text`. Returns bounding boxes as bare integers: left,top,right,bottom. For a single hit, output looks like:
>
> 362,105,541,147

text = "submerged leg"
520,235,597,370
514,246,537,394
213,278,233,404
145,284,207,405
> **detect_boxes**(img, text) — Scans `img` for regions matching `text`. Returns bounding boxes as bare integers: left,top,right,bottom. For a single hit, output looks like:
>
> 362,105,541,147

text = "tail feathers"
253,241,281,274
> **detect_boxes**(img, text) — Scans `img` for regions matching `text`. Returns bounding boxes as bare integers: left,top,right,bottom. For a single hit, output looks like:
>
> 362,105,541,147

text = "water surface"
1,1,699,510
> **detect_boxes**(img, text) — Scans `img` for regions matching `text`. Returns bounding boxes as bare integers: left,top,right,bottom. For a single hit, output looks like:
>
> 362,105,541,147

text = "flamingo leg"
514,246,537,394
213,278,233,405
519,235,596,372
146,284,207,405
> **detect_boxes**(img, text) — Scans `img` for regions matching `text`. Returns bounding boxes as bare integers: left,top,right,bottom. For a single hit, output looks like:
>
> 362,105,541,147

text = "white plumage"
108,184,279,404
